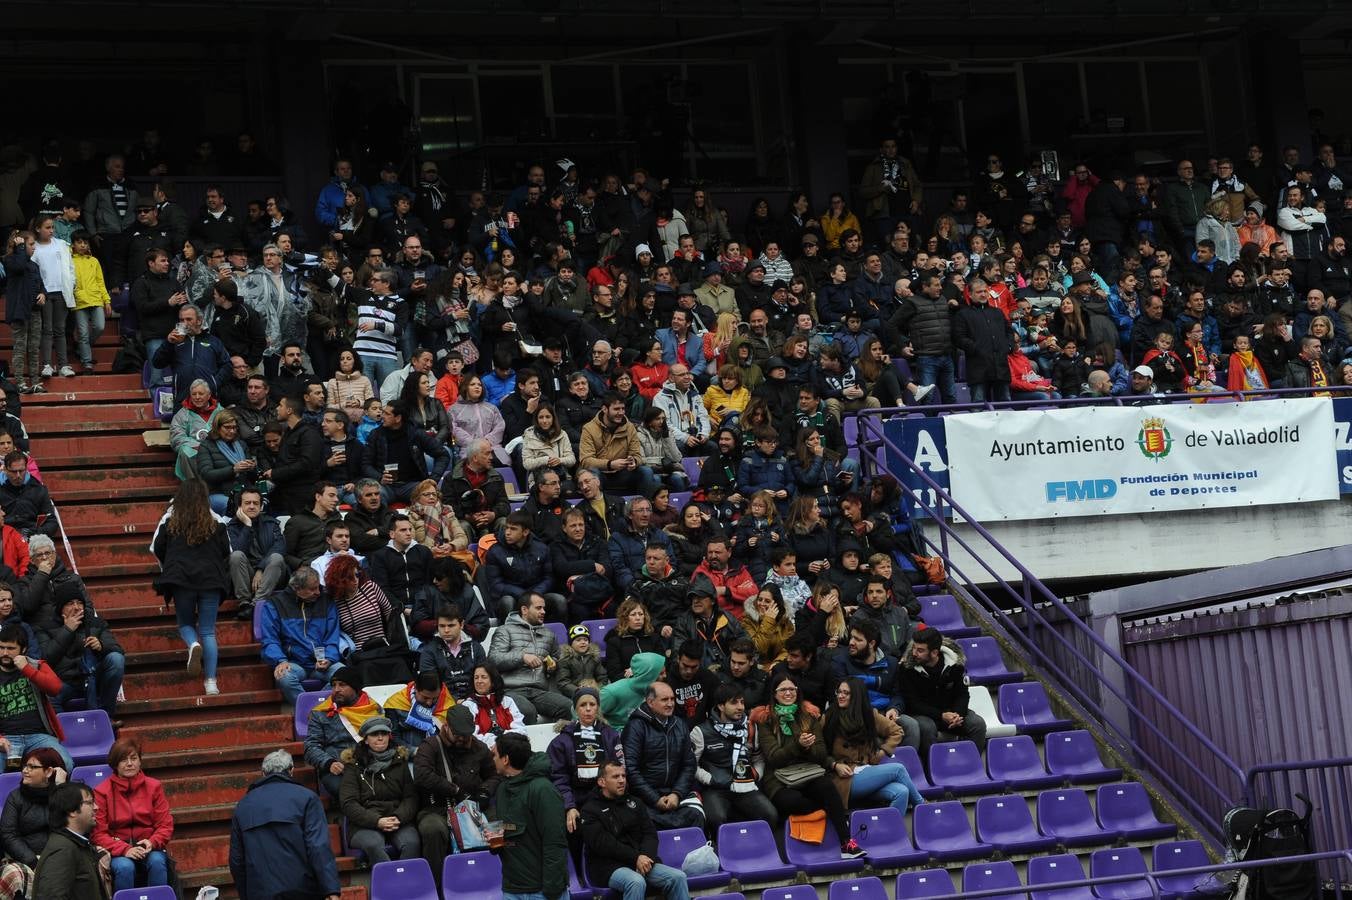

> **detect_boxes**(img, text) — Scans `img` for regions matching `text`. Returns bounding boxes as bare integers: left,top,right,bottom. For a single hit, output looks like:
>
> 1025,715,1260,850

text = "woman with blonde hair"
1196,196,1241,263
702,312,741,376
796,580,849,651
407,479,470,557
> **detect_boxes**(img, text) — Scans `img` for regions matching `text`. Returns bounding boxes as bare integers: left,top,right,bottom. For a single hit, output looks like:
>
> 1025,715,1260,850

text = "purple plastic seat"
1037,789,1119,847
1090,847,1153,900
567,855,591,900
1028,853,1095,900
783,817,866,876
963,861,1025,900
440,851,501,900
71,765,112,789
509,497,526,512
1096,782,1177,840
699,895,747,900
681,456,705,484
544,621,569,648
918,595,980,637
578,856,620,899
999,682,1073,735
294,689,331,739
762,888,818,900
252,597,267,641
57,709,114,764
0,772,20,809
829,876,889,900
112,888,178,900
961,636,1022,685
930,740,1005,794
717,821,796,883
668,491,692,511
896,868,957,898
657,827,732,890
581,618,616,657
843,415,860,449
987,735,1062,790
975,796,1058,854
912,799,994,861
849,807,928,867
370,858,437,900
493,466,519,494
884,745,942,799
1153,840,1212,899
1045,731,1123,784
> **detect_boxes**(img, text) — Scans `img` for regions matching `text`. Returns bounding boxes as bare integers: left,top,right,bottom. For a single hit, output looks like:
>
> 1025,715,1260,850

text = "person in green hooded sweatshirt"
600,651,665,728
492,731,569,900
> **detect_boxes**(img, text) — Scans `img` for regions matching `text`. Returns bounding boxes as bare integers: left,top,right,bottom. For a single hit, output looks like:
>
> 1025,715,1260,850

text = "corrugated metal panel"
1124,600,1352,850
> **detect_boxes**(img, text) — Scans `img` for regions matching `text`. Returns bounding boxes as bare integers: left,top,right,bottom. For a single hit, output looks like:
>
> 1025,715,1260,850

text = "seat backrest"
1000,681,1053,722
913,800,973,843
369,858,436,900
1090,846,1148,878
897,869,957,898
681,456,704,483
294,689,331,739
1153,839,1209,871
976,796,1037,837
717,820,779,862
1096,782,1154,825
987,735,1045,778
886,744,932,787
442,849,500,892
929,740,984,780
1027,853,1088,886
828,875,888,900
657,827,709,868
544,621,568,648
1045,730,1102,771
581,618,616,655
963,861,1023,898
1038,789,1096,830
58,709,113,755
961,636,1005,673
851,806,905,844
762,888,818,900
111,886,178,900
0,772,21,809
71,765,112,789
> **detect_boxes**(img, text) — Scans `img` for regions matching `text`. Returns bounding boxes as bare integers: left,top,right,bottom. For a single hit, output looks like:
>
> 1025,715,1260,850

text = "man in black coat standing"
1084,172,1131,282
262,394,324,515
953,276,1015,403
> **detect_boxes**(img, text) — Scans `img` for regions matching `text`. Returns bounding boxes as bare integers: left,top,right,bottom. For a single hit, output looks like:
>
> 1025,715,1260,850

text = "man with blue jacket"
313,159,363,231
227,488,287,621
832,619,921,750
259,566,342,704
656,309,705,371
152,303,231,404
229,749,341,900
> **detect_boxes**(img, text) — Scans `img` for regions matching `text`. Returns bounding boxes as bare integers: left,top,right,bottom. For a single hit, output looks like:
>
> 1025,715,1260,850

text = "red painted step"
117,620,253,653
66,533,161,568
170,822,344,872
81,579,165,611
120,713,293,752
32,434,171,468
122,659,273,700
118,691,284,726
44,467,178,496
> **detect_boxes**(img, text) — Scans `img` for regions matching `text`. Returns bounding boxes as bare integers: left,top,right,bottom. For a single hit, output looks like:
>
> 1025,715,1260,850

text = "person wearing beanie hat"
556,624,609,698
696,256,737,317
41,581,125,720
412,703,500,888
303,666,379,797
338,708,420,867
545,684,624,830
671,573,748,669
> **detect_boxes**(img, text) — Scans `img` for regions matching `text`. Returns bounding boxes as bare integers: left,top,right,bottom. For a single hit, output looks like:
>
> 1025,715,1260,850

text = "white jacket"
654,381,711,441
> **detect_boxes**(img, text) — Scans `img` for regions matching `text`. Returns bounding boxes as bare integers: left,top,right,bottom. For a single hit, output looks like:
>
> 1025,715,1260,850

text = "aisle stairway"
14,326,366,898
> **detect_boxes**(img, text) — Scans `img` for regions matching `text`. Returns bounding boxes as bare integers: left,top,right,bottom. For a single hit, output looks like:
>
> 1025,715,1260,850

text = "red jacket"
1,526,28,577
1060,174,1100,227
1006,352,1054,393
92,771,175,854
694,560,759,619
630,362,670,400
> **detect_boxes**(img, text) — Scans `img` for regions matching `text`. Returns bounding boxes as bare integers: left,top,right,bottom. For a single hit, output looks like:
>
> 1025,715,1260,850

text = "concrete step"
22,402,157,432
170,821,344,872
44,467,178,498
80,578,165,611
161,763,316,812
67,532,161,569
143,740,304,773
127,641,261,671
119,690,284,726
117,620,254,653
120,712,292,752
51,502,164,538
31,434,170,470
178,862,365,898
122,658,273,699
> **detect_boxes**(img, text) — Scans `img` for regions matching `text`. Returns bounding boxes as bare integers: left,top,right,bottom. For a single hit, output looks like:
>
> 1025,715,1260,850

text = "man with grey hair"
230,748,341,900
653,363,712,457
152,303,231,405
258,565,342,704
443,437,509,540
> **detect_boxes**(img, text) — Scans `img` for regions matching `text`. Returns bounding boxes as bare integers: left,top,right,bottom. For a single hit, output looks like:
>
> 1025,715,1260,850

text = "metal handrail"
50,503,78,577
852,412,1247,837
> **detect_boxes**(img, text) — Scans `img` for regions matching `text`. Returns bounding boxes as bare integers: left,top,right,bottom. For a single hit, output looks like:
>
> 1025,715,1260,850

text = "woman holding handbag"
755,675,865,859
91,738,175,893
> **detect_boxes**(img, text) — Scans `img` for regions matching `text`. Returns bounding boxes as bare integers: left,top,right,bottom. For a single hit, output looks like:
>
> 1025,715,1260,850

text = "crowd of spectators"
0,125,1348,896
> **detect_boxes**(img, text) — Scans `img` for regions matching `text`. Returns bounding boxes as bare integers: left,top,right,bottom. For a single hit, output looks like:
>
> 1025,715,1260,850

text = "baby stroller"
1226,793,1319,900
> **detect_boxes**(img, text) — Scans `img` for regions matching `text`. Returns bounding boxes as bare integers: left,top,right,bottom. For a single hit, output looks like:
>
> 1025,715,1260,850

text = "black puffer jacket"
893,293,954,356
621,703,697,807
338,744,418,831
0,782,52,865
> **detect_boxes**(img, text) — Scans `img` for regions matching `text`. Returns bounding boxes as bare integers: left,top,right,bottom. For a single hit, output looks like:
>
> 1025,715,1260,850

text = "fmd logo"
1046,479,1118,502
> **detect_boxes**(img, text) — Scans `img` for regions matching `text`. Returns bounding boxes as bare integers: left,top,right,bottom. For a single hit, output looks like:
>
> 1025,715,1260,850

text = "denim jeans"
73,306,106,368
276,661,336,705
609,863,691,900
359,354,401,388
174,590,222,679
54,651,125,717
144,337,168,386
849,761,925,813
968,381,1011,403
111,851,169,892
5,733,72,772
915,354,957,404
504,893,569,900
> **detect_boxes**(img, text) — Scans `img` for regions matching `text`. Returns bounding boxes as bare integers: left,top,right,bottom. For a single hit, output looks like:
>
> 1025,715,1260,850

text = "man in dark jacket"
953,276,1015,403
41,585,125,718
607,497,673,596
32,782,110,900
123,201,173,282
368,513,434,619
345,479,391,555
621,680,705,830
831,619,920,749
768,632,835,709
227,488,287,620
493,733,570,900
484,512,562,623
1284,335,1335,389
664,640,721,726
443,440,510,540
301,668,368,797
580,759,692,899
190,185,248,249
208,279,267,368
229,750,342,900
1128,295,1176,366
850,577,914,659
713,639,769,710
671,577,748,670
131,248,186,380
1083,173,1131,281
361,401,450,504
417,606,484,700
413,705,499,890
899,627,987,757
151,303,231,404
283,483,341,570
0,455,56,538
264,394,324,515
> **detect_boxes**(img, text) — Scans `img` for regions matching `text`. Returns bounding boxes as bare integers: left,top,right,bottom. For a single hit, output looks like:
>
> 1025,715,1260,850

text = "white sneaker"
40,365,53,378
204,678,219,695
913,384,936,403
186,642,203,676
57,366,75,378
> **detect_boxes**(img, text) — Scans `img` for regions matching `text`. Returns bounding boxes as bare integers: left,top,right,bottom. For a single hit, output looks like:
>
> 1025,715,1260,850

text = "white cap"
1131,365,1154,378
635,243,652,257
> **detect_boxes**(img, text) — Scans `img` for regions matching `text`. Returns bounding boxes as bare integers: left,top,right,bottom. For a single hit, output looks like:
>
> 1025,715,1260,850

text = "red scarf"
474,693,514,735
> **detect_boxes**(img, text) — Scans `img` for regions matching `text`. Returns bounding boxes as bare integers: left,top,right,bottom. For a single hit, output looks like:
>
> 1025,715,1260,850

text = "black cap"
764,356,787,372
678,283,696,296
771,279,789,291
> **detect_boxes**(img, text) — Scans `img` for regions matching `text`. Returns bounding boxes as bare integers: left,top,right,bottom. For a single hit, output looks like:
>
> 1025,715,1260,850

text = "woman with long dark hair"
685,188,731,256
397,371,451,446
460,661,526,749
522,403,575,490
822,676,924,816
152,479,230,696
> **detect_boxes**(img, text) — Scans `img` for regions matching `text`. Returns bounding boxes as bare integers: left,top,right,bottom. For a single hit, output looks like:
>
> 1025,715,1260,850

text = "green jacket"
600,651,665,728
495,752,568,898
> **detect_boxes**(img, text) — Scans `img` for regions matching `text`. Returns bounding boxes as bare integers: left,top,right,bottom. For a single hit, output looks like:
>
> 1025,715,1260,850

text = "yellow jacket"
72,254,110,310
820,212,862,250
702,384,750,427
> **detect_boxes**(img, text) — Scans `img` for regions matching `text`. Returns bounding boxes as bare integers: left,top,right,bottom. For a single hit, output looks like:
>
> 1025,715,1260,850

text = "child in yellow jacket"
70,231,111,375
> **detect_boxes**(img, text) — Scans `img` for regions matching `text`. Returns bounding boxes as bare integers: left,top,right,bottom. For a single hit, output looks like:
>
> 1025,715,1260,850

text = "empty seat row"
894,732,1122,797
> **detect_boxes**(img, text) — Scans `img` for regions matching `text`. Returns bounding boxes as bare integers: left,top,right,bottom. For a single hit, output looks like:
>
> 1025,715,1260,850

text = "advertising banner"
940,398,1338,521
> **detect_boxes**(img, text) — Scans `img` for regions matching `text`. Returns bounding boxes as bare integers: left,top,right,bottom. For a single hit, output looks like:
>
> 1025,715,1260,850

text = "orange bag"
911,554,947,585
787,809,827,844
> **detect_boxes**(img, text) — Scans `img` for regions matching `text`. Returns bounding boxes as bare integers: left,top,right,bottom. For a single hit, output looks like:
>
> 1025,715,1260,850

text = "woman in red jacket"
92,738,174,893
